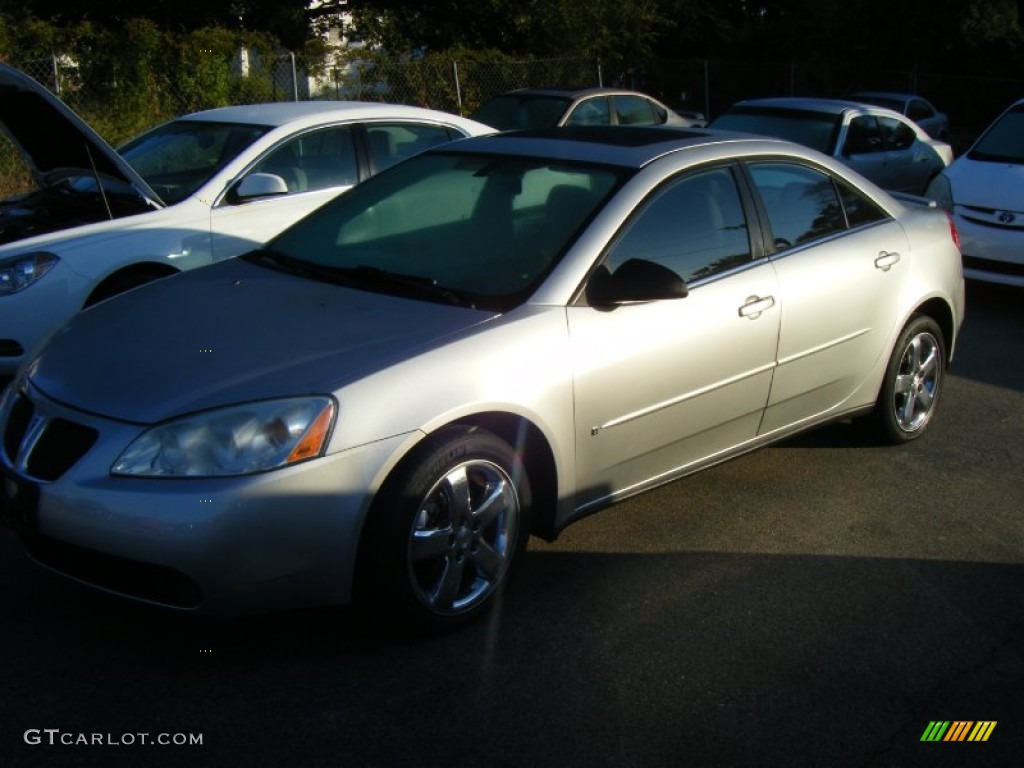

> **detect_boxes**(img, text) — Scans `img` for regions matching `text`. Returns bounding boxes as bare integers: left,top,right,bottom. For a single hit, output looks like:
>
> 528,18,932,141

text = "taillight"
945,211,961,250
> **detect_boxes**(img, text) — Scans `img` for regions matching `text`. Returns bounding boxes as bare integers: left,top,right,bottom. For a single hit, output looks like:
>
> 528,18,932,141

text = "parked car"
470,87,700,130
847,91,950,140
0,126,964,628
0,63,493,382
709,97,952,194
926,97,1024,287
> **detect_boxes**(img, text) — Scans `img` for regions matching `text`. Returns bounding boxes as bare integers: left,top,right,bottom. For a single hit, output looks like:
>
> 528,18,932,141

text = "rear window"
470,95,571,131
711,107,840,154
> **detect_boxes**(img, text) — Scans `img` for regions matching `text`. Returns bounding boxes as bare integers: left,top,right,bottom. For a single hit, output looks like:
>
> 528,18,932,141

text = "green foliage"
0,16,298,145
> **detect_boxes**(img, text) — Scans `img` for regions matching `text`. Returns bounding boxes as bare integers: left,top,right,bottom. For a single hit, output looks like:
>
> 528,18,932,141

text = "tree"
0,0,319,49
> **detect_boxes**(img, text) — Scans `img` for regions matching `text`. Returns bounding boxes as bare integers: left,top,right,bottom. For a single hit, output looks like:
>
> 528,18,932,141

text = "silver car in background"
0,126,964,629
470,87,700,129
710,97,953,194
847,91,950,140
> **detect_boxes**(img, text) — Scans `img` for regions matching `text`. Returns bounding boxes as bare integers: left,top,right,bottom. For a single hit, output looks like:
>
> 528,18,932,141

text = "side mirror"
231,172,288,202
586,258,688,307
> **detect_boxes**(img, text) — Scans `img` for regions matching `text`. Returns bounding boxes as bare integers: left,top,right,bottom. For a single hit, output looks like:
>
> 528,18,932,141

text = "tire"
871,315,946,444
356,426,531,631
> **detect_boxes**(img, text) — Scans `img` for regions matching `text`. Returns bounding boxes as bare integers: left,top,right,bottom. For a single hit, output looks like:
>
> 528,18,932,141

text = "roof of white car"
178,101,491,132
734,96,903,117
848,91,920,102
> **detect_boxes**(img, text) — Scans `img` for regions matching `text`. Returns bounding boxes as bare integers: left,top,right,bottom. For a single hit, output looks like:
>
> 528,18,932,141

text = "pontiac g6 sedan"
0,127,964,629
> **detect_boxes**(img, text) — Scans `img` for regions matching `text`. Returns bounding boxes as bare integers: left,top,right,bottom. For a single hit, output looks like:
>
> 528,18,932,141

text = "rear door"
840,114,897,189
744,160,908,433
878,115,935,193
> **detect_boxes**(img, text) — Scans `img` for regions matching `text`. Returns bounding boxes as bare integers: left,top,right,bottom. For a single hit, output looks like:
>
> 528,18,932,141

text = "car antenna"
84,142,114,220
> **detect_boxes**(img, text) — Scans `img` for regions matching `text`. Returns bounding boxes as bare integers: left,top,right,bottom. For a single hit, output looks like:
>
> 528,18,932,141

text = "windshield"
119,120,271,204
470,95,573,130
265,150,625,311
968,105,1024,163
711,107,840,154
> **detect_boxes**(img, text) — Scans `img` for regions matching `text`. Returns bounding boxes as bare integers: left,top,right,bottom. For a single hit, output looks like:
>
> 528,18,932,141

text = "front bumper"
0,380,409,613
954,210,1024,288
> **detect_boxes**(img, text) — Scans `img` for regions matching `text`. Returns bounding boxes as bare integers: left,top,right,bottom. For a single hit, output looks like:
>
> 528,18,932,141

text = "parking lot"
1,280,1021,768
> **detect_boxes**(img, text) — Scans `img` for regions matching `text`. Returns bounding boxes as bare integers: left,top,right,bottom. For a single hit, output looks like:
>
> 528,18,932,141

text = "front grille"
3,391,33,463
24,534,203,609
26,418,98,481
960,205,1024,231
963,255,1024,278
3,391,98,481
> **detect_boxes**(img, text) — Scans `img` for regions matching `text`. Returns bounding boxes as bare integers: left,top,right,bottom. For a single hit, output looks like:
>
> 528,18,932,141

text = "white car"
0,63,493,380
710,98,953,195
926,97,1024,287
847,91,950,140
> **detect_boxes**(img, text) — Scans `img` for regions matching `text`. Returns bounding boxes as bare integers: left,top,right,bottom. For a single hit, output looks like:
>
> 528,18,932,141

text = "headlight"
0,252,59,295
112,397,336,477
925,174,953,211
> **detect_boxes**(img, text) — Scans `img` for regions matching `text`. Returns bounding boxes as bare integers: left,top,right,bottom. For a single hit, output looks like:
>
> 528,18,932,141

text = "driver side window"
605,167,752,283
246,126,358,195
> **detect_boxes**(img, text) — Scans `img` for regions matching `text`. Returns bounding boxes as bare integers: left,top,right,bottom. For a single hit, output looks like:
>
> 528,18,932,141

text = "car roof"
436,125,786,169
731,96,905,119
177,100,487,130
499,87,660,100
848,91,916,101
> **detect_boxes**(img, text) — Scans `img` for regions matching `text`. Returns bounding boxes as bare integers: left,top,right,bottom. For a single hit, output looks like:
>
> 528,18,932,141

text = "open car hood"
0,63,162,206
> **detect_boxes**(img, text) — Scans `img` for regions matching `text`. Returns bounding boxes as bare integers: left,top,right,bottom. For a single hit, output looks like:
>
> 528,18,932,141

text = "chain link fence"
3,49,1022,199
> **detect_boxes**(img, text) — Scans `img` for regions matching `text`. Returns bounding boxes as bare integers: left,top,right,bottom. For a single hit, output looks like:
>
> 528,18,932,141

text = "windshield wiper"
242,248,330,280
243,253,475,308
343,265,475,308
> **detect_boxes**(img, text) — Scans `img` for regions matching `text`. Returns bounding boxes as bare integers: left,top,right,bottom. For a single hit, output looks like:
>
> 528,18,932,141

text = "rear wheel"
356,427,531,631
870,315,945,444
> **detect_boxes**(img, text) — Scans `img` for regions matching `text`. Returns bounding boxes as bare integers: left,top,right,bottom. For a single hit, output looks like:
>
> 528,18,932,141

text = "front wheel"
356,427,531,631
870,315,946,444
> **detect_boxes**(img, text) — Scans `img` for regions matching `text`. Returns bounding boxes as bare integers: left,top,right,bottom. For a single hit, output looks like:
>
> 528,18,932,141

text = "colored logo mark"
921,721,997,742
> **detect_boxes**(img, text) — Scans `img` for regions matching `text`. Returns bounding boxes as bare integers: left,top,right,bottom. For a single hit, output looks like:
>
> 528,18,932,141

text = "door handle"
875,251,900,271
738,295,775,319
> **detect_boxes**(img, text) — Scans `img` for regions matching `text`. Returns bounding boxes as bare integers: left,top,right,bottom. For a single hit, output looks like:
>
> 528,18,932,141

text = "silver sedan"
710,97,953,195
0,126,964,629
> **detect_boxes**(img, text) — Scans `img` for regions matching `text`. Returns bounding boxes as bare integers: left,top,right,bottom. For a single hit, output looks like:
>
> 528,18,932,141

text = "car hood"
0,64,161,205
948,156,1024,211
27,258,499,424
